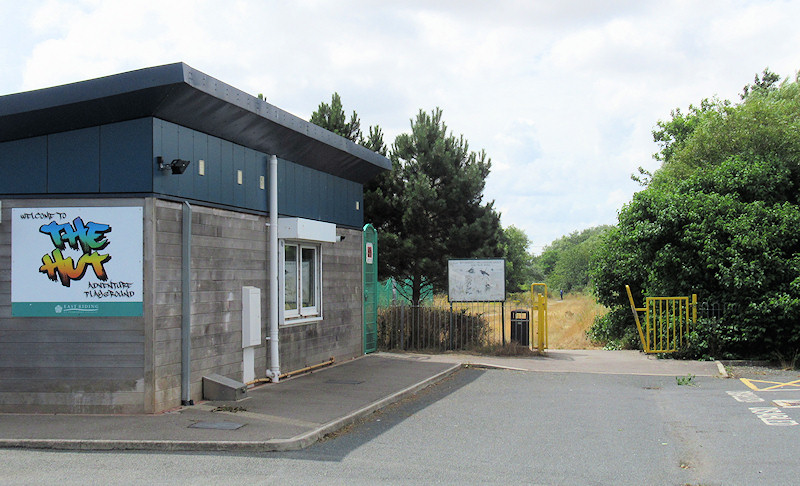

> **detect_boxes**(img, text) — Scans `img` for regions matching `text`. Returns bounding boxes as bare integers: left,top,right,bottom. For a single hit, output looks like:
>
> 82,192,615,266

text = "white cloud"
3,0,800,252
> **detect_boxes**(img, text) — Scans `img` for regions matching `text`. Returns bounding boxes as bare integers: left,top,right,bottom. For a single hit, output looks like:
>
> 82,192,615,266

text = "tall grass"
546,293,607,349
421,292,607,350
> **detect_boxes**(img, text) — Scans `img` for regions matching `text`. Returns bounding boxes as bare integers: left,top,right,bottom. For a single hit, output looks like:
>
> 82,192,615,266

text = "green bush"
587,307,641,350
591,75,800,359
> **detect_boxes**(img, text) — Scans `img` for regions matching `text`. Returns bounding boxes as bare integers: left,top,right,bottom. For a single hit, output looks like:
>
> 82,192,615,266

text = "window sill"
282,315,323,327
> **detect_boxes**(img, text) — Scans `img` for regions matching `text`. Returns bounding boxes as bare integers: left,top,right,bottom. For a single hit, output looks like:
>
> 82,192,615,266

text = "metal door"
363,224,378,354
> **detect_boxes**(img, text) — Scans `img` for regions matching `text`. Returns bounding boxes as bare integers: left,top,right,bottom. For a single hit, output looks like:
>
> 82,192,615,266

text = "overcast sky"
2,0,799,253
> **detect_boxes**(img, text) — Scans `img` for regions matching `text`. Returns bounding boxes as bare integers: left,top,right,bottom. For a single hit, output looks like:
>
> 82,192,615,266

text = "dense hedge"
591,74,800,359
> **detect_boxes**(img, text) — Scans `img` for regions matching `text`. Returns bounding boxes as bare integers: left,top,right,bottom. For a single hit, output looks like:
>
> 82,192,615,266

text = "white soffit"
278,217,337,243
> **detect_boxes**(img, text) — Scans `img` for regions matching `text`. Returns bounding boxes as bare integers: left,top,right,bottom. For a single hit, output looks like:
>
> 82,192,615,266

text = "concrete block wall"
278,227,363,372
152,200,268,410
0,197,364,413
153,201,364,411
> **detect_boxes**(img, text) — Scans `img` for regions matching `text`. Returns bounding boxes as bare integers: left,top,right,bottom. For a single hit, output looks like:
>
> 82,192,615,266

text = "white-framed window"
283,241,321,321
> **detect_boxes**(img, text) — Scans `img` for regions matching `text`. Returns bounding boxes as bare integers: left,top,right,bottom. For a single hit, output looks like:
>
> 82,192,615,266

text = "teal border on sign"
12,302,143,317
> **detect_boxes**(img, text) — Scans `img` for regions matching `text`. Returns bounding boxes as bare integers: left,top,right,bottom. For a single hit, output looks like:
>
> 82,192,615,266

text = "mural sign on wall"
11,207,144,317
448,259,506,302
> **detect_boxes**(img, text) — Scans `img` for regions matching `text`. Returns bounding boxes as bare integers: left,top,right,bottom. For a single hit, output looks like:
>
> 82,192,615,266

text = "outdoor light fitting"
157,156,192,175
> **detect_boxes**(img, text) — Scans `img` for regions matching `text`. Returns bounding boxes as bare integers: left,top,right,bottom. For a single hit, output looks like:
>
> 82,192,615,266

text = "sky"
2,0,800,253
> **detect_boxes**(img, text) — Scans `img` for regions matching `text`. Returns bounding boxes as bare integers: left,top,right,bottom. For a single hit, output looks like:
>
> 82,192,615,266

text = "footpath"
0,350,723,452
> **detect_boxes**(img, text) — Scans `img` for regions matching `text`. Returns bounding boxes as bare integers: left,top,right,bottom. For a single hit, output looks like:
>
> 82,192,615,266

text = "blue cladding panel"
153,118,178,195
48,127,100,193
0,136,47,194
193,131,209,201
246,150,267,211
207,137,222,202
244,149,256,210
100,119,152,193
281,161,295,216
276,158,287,213
309,166,320,218
219,140,234,206
2,115,365,227
233,144,245,207
177,125,194,197
297,165,312,217
273,158,362,227
152,118,163,193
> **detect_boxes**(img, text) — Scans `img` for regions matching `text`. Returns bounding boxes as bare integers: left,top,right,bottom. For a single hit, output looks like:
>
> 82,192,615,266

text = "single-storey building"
0,63,389,413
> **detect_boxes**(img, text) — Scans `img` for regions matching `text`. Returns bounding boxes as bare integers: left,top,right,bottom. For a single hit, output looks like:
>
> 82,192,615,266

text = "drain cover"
189,421,244,430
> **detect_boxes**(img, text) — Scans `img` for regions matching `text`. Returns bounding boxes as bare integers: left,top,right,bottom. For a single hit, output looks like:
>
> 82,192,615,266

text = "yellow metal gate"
626,285,696,353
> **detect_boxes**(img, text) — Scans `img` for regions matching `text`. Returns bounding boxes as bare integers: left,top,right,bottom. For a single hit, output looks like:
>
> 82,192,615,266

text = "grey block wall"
277,227,364,373
152,200,269,410
0,198,147,414
151,201,364,411
0,196,365,413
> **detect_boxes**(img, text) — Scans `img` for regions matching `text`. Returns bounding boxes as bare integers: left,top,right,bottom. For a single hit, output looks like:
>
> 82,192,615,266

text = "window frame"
281,240,322,323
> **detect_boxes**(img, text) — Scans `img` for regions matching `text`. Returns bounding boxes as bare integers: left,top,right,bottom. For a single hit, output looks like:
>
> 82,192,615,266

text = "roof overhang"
0,63,391,184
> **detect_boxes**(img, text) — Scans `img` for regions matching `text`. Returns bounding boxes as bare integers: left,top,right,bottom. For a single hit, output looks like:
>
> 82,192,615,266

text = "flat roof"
0,63,390,184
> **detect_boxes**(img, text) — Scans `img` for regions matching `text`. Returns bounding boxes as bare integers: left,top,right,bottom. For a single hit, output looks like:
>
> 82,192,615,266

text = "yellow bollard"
530,283,549,352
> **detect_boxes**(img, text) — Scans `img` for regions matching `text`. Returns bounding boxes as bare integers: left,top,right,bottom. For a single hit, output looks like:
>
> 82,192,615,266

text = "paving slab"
0,350,724,452
0,354,460,452
383,349,725,377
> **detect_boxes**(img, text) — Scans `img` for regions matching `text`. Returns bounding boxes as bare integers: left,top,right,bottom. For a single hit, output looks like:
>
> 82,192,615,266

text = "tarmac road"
3,364,800,484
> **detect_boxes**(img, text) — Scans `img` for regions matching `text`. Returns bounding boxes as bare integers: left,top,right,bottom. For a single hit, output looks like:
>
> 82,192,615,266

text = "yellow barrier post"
530,283,548,352
538,292,547,351
626,285,649,352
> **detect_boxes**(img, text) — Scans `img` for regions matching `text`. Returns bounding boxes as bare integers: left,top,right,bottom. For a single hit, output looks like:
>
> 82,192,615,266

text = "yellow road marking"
740,378,800,391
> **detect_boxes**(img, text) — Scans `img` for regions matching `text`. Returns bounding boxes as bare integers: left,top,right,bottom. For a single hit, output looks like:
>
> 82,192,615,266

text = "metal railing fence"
377,301,519,352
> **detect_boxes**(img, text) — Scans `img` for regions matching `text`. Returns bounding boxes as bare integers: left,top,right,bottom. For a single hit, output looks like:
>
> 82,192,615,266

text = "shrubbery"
591,71,800,360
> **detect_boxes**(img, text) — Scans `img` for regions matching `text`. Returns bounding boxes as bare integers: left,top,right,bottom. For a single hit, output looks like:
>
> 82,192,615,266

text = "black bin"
510,309,530,346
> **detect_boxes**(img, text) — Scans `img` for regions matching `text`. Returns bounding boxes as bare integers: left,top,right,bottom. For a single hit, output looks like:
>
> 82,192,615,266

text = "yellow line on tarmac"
740,378,800,391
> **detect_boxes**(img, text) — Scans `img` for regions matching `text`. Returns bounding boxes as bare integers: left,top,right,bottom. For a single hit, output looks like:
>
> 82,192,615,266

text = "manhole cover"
324,379,365,385
189,421,245,430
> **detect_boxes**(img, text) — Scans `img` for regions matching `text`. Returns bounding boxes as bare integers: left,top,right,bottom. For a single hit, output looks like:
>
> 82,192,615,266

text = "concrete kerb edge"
0,363,462,453
287,362,463,450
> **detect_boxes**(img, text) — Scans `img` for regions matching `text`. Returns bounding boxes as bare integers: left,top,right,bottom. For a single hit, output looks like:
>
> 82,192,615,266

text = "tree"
502,225,534,292
380,108,503,304
740,67,781,99
592,70,800,358
309,92,362,141
309,96,503,304
309,93,391,255
534,226,611,293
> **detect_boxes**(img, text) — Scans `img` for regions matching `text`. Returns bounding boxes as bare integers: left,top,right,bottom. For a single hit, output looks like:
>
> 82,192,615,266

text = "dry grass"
429,292,607,350
546,293,607,349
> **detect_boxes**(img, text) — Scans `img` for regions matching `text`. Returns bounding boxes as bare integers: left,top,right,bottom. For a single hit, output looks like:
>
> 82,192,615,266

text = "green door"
363,224,378,354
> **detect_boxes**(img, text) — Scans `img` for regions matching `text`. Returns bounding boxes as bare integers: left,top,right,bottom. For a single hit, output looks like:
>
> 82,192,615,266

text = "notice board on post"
447,259,506,302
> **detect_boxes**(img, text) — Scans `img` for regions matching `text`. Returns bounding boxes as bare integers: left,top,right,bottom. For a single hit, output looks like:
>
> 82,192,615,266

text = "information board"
447,259,505,302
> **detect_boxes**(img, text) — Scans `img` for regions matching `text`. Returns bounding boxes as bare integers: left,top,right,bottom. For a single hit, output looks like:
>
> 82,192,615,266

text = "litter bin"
510,309,530,346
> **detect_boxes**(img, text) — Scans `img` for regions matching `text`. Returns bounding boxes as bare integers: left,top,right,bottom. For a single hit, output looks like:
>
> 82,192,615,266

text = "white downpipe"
266,154,281,382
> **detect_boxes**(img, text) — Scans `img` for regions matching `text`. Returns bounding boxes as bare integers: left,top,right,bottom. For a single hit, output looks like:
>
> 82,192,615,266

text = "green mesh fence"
378,278,434,307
